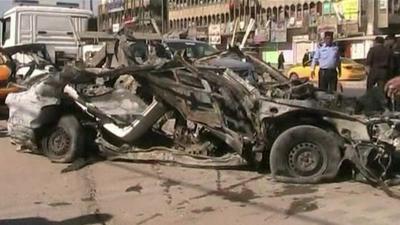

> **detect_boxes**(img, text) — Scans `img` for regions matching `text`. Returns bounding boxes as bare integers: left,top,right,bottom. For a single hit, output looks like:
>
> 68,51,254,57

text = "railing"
169,0,229,10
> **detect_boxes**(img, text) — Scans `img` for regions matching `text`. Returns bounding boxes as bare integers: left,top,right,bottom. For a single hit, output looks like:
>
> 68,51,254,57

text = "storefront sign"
270,21,286,42
188,27,197,39
197,31,208,39
309,14,318,27
287,17,303,29
107,0,124,13
378,0,389,28
341,22,359,35
292,35,309,42
351,42,365,59
254,28,268,44
220,24,227,35
208,24,221,45
342,0,359,21
309,27,318,41
112,23,120,33
333,0,359,23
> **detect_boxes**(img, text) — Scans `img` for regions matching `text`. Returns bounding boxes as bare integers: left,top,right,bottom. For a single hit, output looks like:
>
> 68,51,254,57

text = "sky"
0,0,100,16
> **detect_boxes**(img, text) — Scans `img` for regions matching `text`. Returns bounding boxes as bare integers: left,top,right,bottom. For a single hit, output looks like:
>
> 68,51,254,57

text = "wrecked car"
0,43,55,101
5,36,400,187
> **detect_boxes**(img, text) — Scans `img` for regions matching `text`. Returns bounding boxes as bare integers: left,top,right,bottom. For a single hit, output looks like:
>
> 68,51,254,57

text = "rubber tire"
270,125,341,184
289,73,299,80
41,115,84,163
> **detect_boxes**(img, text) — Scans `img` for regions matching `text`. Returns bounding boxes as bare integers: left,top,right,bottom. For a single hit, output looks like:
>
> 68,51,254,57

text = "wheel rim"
47,128,71,156
288,142,326,177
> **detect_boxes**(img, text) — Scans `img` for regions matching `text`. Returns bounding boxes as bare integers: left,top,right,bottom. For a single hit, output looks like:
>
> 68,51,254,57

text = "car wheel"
270,125,341,184
41,115,84,163
289,73,299,80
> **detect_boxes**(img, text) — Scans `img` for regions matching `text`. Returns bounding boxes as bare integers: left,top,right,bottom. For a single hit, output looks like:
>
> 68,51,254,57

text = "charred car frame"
5,34,400,186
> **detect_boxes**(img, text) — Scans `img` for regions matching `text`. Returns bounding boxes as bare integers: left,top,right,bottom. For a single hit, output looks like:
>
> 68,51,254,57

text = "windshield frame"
166,41,219,59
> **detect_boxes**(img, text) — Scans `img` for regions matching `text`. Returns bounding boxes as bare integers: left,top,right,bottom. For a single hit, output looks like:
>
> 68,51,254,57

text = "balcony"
169,2,230,20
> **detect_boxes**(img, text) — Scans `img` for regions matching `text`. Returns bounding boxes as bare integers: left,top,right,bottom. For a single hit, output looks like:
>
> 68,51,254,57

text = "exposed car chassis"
4,38,400,188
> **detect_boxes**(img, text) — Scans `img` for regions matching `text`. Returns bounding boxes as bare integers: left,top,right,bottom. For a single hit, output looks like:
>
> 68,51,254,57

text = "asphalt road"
0,80,390,225
1,130,400,225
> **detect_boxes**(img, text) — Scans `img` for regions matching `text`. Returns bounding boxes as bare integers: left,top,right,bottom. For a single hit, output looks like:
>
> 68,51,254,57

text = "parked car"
164,39,219,59
287,57,366,81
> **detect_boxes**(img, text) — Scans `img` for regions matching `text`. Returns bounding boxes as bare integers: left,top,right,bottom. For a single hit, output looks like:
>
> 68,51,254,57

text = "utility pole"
161,0,164,34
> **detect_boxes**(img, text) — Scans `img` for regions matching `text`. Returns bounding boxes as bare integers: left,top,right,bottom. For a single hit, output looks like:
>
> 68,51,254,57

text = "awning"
336,34,400,42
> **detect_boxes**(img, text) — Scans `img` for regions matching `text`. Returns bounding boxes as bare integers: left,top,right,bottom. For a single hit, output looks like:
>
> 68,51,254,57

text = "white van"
0,6,93,65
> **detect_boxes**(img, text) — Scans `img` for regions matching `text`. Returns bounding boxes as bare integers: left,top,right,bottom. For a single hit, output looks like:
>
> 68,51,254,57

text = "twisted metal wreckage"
4,30,400,192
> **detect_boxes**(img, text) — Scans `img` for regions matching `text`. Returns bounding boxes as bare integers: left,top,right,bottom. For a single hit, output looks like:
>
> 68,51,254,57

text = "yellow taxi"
0,50,19,101
287,58,366,81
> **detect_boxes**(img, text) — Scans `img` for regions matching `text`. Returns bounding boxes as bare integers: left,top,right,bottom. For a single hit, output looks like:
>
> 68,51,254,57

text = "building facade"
168,0,400,64
98,0,167,33
96,1,400,64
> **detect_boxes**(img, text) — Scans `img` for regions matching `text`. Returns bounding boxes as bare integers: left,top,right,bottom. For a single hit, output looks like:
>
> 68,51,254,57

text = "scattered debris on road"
4,29,400,195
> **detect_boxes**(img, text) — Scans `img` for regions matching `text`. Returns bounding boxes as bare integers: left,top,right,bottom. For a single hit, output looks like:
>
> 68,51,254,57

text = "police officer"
311,31,341,92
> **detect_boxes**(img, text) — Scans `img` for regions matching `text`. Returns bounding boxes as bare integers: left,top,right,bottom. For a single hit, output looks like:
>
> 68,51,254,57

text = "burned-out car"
0,43,55,100
4,36,400,186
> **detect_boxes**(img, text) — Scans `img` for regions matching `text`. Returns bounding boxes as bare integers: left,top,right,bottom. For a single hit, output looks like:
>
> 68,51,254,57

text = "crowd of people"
366,34,400,92
309,31,400,100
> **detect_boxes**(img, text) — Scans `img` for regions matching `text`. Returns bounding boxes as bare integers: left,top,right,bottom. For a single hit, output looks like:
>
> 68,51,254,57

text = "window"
2,17,11,45
166,41,218,58
36,15,73,32
20,15,31,31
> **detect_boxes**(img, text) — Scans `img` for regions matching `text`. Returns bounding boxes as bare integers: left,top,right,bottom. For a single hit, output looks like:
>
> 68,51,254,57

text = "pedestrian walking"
278,52,285,70
385,34,396,50
385,34,398,80
311,31,341,92
366,36,393,90
388,36,400,110
302,49,310,66
392,38,400,76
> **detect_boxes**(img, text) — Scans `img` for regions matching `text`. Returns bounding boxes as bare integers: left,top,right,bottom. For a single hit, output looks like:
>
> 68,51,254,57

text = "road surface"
1,80,393,225
0,131,400,225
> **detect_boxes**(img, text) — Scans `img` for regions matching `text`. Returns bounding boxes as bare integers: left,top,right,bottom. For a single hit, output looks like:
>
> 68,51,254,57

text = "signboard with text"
378,0,389,28
112,23,120,33
208,24,221,45
333,0,359,23
107,0,124,13
270,21,286,43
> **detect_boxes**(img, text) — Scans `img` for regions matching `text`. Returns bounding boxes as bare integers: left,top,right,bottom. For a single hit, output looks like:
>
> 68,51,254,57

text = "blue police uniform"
311,42,341,92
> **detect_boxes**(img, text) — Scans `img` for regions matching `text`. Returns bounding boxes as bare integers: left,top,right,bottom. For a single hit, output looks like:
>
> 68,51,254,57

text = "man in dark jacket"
392,37,400,76
366,36,393,90
302,49,310,66
278,52,285,70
